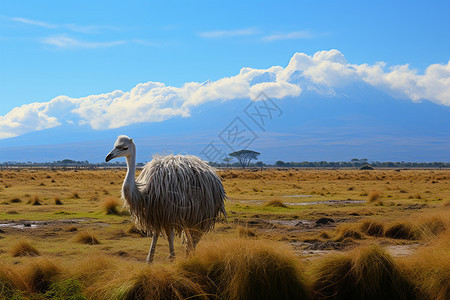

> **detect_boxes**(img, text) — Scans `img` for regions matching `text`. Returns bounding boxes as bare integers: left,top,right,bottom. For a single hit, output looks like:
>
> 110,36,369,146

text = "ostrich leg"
146,232,158,263
166,228,176,262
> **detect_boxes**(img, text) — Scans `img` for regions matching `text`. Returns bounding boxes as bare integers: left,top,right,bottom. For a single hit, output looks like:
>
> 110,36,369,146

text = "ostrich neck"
125,153,136,187
123,145,139,202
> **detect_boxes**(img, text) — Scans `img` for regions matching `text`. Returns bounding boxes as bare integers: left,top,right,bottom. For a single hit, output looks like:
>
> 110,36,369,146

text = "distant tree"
255,161,264,167
223,157,234,168
351,158,360,162
275,160,285,167
229,150,260,168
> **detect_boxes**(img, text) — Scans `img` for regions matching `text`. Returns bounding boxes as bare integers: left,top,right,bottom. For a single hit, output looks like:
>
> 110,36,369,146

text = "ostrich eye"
122,147,128,150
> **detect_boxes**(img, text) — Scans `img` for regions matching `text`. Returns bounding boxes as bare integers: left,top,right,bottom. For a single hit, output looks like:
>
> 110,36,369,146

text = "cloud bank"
1,49,449,139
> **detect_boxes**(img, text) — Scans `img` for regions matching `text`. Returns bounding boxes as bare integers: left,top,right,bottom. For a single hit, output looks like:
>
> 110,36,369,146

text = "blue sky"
0,0,449,162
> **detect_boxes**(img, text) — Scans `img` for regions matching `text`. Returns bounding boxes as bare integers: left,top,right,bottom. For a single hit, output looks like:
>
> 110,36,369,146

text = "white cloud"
262,30,313,42
1,50,449,139
11,17,56,28
41,35,126,48
0,102,61,139
199,27,259,38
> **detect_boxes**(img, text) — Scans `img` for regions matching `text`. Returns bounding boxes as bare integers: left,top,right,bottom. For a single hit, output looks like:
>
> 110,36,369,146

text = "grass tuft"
0,262,27,298
111,266,207,300
334,225,363,241
31,195,41,205
44,278,86,299
264,199,288,208
179,238,309,300
367,191,381,203
102,197,120,215
74,231,100,245
402,234,450,300
359,220,384,237
311,244,414,299
415,214,448,238
54,197,63,205
10,197,22,203
126,223,147,236
20,258,61,293
10,240,41,257
385,222,419,240
237,225,257,237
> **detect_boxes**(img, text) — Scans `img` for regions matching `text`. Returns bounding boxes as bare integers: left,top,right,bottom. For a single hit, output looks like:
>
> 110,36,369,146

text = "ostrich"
105,135,227,263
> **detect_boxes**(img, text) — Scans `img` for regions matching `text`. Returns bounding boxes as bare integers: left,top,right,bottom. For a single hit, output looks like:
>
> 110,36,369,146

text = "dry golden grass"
415,213,449,238
54,196,63,205
359,220,384,237
0,262,27,298
0,168,448,298
401,234,450,300
30,194,42,205
10,240,41,257
367,190,381,202
384,222,420,240
73,231,100,245
264,199,288,208
126,223,147,236
109,265,207,300
179,238,310,300
310,244,415,300
101,197,120,215
19,258,61,293
236,225,257,237
333,224,363,242
10,197,22,203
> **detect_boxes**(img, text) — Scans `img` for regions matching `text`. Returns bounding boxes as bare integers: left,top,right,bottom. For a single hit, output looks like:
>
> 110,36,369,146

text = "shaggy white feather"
123,153,227,236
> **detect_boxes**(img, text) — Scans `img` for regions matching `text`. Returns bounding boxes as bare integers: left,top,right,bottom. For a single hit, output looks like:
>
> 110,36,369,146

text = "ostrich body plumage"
126,154,227,235
106,135,227,262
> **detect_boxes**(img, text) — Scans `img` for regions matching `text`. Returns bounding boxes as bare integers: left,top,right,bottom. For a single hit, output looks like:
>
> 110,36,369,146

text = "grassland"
0,168,448,299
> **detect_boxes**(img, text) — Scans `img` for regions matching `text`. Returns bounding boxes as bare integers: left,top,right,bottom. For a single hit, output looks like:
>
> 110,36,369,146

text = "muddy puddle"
236,199,365,206
0,218,105,230
292,241,419,258
265,219,315,227
285,200,365,206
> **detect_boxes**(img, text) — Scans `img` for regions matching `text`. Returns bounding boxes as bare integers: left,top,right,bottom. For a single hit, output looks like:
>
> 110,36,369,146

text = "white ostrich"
105,135,227,263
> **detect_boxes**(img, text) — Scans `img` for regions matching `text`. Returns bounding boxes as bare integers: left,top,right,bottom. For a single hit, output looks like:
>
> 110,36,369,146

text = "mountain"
1,81,449,163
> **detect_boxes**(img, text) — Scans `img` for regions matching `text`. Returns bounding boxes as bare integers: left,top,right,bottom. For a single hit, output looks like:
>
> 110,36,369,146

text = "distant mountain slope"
1,80,449,163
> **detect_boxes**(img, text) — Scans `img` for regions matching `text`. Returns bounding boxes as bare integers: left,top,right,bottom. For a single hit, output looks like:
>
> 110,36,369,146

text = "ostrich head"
105,135,134,162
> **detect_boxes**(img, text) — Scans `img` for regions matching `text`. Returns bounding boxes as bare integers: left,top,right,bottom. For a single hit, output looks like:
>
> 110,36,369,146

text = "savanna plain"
0,168,448,299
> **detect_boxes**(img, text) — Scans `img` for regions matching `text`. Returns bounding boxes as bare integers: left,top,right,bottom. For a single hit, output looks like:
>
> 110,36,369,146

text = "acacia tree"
222,157,234,167
229,150,260,168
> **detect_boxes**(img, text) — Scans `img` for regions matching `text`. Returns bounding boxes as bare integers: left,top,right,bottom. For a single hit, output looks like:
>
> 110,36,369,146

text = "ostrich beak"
105,149,119,162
